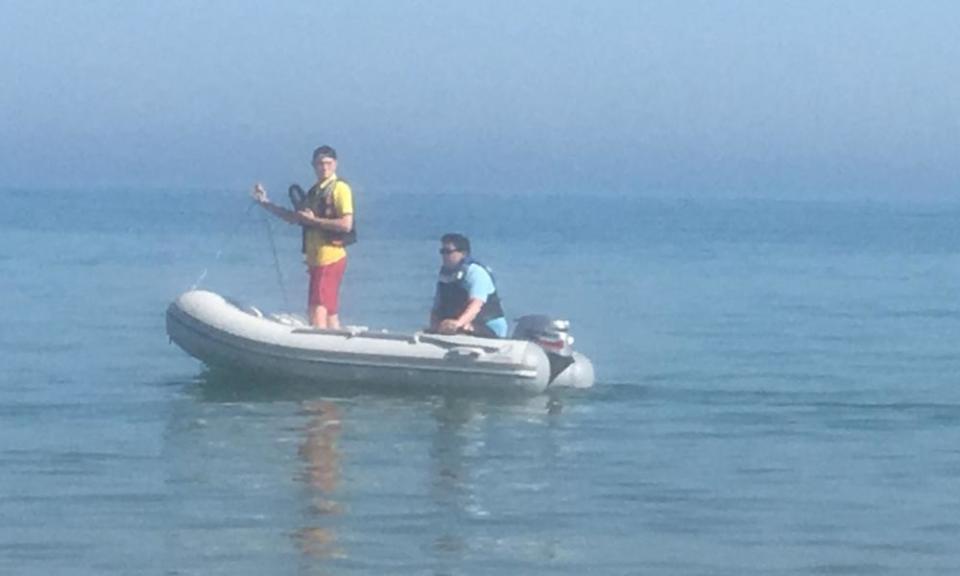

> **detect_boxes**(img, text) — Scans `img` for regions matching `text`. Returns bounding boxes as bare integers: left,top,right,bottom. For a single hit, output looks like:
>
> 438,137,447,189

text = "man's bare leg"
310,305,329,328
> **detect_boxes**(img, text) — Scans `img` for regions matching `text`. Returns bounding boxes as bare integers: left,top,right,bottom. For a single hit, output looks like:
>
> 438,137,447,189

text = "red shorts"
307,258,347,314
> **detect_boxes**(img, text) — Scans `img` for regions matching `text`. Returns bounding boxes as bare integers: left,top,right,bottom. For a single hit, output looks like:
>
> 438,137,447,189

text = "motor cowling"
513,315,582,385
513,315,575,354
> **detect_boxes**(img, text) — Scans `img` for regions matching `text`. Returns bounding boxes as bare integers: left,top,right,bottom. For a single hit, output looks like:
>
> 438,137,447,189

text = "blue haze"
1,1,959,199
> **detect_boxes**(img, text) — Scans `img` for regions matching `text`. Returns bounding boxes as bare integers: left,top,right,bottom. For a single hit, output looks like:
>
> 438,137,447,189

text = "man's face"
313,156,337,180
440,243,464,268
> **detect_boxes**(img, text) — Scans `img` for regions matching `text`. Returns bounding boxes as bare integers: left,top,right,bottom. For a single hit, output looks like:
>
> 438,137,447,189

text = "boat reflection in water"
167,368,574,572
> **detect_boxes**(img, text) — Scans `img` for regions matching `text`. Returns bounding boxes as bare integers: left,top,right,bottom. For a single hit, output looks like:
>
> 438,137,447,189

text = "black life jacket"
291,178,357,252
434,258,505,325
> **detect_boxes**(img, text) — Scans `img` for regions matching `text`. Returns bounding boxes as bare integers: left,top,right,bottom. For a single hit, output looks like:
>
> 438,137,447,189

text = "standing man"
430,233,508,338
253,145,355,329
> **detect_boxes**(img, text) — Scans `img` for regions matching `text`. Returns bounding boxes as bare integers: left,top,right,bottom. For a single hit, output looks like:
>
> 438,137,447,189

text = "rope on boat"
190,199,257,291
189,196,292,311
259,208,292,310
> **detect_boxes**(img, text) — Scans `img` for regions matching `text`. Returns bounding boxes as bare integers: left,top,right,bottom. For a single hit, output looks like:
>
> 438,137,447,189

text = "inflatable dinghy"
166,290,594,394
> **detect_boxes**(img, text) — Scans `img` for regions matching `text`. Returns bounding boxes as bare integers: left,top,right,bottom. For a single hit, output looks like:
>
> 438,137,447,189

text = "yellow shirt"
304,176,354,267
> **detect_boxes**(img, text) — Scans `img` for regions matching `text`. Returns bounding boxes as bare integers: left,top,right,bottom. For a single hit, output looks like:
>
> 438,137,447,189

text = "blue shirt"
463,263,508,338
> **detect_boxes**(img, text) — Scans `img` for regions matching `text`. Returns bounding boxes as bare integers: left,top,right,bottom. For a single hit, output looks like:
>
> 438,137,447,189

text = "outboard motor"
514,315,592,387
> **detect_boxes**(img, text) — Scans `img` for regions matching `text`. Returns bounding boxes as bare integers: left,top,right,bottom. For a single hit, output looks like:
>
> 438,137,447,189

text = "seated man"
429,233,508,338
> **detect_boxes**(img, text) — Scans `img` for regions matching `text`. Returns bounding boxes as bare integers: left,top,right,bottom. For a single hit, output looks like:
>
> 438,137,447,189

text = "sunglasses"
439,248,460,255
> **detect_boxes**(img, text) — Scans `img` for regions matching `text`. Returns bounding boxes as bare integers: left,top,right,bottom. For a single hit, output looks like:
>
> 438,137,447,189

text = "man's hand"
438,319,462,334
296,208,317,225
252,183,269,204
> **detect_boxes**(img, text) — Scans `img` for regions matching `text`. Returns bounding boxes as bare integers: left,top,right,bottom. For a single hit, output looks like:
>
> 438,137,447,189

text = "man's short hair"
441,233,471,255
312,145,337,162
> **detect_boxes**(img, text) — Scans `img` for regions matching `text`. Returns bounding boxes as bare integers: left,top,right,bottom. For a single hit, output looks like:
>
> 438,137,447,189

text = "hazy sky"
2,0,958,199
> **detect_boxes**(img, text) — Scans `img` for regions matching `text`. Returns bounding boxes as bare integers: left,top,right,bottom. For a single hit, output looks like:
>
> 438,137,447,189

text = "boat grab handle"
418,334,501,353
445,347,485,360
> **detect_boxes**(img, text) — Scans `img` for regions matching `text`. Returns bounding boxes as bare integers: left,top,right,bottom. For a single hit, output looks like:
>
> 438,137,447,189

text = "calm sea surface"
2,188,960,575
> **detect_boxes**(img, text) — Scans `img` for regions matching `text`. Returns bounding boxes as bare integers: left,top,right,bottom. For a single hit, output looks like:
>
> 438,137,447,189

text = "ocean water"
2,187,960,575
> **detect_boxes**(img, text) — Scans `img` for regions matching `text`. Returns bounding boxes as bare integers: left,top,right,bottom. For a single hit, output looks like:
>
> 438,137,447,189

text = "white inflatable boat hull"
167,290,593,394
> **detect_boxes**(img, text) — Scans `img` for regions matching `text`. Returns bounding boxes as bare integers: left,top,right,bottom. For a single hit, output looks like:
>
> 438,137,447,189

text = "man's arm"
261,201,303,224
299,181,354,232
252,183,301,225
439,298,484,333
298,212,353,233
